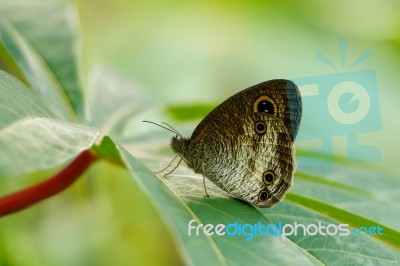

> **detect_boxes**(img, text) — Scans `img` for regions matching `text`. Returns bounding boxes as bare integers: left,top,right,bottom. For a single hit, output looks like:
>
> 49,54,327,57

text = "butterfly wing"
186,79,301,207
192,79,302,142
188,112,294,207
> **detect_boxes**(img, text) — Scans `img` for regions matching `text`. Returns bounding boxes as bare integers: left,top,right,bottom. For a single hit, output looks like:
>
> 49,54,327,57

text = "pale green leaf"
0,2,83,120
0,70,99,177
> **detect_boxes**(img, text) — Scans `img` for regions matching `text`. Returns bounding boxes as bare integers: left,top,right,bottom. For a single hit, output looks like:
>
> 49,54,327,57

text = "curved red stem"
0,150,97,217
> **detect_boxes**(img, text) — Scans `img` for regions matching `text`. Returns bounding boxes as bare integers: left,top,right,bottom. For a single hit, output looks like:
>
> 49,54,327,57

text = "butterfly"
148,79,302,208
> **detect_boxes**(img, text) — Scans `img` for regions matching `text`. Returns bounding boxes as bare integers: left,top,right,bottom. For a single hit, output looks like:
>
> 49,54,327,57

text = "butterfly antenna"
142,120,183,138
161,122,183,138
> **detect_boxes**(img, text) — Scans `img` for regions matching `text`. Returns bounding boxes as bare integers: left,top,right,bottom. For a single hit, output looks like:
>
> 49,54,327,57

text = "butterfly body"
171,79,301,208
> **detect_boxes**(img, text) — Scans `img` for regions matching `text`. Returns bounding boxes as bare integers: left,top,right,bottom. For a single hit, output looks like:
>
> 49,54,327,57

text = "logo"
188,219,384,241
293,40,382,168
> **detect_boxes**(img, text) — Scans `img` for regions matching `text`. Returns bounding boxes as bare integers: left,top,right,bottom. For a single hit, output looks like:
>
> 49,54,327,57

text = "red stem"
0,150,97,217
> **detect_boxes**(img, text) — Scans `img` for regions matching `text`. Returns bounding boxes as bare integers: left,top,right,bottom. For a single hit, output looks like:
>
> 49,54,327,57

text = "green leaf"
0,3,83,121
167,103,216,122
117,144,400,265
91,135,122,163
264,201,400,265
117,146,321,266
0,70,99,177
294,167,400,232
285,192,400,248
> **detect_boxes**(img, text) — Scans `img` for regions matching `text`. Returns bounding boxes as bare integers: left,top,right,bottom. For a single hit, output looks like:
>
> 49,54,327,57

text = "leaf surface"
0,70,98,177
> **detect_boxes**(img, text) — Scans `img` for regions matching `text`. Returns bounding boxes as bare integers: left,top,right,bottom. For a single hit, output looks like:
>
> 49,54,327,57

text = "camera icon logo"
328,81,370,125
293,40,382,168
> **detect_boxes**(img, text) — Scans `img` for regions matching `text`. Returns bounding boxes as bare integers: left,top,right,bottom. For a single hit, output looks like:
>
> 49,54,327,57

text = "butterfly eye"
262,171,275,185
253,95,277,115
254,121,267,135
258,190,268,202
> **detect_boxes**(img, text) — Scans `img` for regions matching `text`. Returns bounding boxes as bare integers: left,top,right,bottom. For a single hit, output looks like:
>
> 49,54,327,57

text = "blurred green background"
76,0,400,168
1,0,400,265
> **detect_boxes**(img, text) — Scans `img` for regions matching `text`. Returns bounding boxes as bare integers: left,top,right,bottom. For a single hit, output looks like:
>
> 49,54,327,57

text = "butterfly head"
171,135,190,155
142,120,190,160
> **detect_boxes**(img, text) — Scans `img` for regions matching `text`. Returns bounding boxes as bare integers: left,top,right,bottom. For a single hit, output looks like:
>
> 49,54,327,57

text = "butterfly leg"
162,156,183,177
202,163,209,198
155,155,180,176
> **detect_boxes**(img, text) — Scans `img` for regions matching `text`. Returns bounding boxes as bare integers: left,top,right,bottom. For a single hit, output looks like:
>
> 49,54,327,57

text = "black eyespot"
258,100,274,114
263,171,275,185
258,190,268,202
253,95,277,115
254,121,267,134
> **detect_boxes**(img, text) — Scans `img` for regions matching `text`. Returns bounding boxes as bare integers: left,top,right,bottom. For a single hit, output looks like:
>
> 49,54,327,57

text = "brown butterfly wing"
191,79,302,143
187,112,294,207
